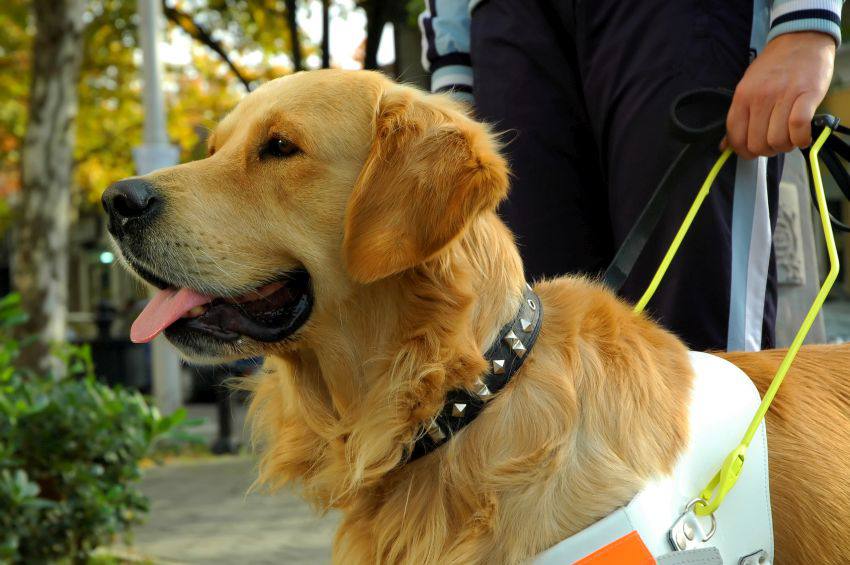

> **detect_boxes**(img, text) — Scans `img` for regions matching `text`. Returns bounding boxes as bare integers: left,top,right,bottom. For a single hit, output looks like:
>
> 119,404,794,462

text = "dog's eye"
262,137,300,159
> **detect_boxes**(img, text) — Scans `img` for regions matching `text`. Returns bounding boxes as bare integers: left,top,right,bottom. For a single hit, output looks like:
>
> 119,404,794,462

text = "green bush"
0,294,184,563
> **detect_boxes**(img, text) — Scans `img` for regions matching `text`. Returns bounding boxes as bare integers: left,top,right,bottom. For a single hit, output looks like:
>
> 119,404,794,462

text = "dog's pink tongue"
130,288,212,344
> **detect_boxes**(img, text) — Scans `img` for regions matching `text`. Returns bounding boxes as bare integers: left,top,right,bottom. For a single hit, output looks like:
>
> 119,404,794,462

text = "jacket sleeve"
418,0,474,101
767,0,844,45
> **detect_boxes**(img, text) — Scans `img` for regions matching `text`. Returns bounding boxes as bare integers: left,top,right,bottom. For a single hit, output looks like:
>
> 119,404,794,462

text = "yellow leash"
632,125,840,517
632,148,734,314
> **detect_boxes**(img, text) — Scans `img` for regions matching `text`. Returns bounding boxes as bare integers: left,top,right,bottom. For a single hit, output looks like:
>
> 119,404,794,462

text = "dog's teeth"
185,305,207,318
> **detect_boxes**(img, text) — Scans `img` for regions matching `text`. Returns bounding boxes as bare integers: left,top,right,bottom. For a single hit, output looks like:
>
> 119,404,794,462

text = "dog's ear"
343,87,509,284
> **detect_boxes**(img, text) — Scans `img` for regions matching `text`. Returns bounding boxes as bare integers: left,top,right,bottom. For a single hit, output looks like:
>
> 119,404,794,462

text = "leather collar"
408,283,543,462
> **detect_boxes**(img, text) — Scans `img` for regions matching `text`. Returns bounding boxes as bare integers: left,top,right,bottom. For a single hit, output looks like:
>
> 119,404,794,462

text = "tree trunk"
13,0,86,373
285,0,303,71
363,0,387,71
321,0,330,69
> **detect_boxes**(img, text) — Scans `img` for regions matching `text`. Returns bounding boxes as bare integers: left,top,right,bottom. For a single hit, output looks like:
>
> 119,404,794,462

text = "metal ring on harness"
668,496,719,551
684,498,717,541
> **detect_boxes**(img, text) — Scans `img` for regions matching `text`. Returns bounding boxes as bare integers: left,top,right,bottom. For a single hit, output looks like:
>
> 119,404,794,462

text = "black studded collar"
408,283,543,462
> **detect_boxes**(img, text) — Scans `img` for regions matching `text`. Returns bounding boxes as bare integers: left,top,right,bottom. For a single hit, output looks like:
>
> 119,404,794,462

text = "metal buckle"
739,549,771,565
668,498,717,551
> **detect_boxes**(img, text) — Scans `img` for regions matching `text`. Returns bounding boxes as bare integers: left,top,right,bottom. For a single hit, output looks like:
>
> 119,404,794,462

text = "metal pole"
211,366,236,454
135,0,182,415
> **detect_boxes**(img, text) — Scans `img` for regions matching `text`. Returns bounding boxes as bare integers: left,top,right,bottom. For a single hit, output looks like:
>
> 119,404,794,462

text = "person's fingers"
766,96,794,153
788,91,819,148
746,92,777,157
719,135,728,152
726,91,752,159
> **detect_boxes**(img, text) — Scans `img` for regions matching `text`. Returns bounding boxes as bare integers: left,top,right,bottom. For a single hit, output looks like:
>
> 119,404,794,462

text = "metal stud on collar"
407,284,542,463
503,330,520,347
503,330,527,358
451,403,468,418
426,421,446,442
475,378,492,399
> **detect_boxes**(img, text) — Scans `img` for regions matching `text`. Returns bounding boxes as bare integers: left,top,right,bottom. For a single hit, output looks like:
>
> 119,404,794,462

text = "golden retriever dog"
103,69,850,564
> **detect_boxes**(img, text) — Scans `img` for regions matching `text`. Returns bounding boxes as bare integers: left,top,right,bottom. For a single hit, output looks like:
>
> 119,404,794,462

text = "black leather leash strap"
605,94,850,292
602,88,733,292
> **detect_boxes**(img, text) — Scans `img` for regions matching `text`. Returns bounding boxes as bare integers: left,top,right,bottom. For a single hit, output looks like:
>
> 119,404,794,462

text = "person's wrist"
724,29,837,158
763,30,836,73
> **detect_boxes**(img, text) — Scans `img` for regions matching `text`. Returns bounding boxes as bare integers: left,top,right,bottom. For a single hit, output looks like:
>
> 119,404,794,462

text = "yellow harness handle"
632,125,840,517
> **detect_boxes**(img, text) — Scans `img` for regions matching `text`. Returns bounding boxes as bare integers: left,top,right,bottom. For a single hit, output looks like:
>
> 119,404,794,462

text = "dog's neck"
252,211,695,561
256,212,525,500
310,210,523,399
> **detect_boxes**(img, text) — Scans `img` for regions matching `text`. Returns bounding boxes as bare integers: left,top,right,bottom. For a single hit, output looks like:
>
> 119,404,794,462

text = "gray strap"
656,547,723,565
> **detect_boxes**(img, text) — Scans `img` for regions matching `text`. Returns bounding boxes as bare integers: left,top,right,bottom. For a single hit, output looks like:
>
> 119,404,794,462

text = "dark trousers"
471,0,780,351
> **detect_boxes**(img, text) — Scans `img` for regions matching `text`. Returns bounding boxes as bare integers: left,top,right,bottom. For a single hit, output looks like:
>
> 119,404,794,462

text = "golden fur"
125,70,850,563
719,346,850,562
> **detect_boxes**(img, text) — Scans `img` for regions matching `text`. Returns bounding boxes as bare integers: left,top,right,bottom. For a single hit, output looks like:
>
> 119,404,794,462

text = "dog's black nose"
102,178,161,237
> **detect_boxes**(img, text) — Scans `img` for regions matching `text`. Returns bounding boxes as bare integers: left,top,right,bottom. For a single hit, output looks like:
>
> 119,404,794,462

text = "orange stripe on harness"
573,530,654,565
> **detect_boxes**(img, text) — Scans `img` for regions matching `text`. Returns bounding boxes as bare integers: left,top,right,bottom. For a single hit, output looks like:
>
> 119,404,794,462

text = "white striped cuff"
431,64,474,94
767,0,843,45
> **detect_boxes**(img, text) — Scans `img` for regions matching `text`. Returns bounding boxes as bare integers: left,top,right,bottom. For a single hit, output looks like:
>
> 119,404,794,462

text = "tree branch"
161,2,253,92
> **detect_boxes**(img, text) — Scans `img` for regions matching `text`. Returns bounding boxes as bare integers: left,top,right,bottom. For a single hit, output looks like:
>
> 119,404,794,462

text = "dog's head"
104,70,508,361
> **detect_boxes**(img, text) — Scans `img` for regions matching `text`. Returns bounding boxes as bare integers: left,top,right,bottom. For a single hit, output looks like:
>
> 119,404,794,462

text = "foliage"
0,0,31,233
0,293,185,563
0,0,314,218
186,0,314,71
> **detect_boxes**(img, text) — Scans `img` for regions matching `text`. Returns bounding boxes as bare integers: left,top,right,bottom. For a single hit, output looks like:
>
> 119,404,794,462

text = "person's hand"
722,31,836,160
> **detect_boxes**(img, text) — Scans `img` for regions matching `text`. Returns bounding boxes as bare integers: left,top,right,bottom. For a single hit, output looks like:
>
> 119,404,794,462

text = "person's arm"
723,0,843,158
418,0,474,103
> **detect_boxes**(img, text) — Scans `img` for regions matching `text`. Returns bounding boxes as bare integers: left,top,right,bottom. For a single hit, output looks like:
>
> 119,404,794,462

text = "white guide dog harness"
534,352,773,565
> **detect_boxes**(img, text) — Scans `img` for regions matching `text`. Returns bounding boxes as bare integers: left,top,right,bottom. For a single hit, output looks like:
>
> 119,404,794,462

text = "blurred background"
1,1,423,563
2,1,850,564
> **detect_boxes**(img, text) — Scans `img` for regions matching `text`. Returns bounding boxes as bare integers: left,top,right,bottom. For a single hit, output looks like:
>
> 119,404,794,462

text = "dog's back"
720,344,850,563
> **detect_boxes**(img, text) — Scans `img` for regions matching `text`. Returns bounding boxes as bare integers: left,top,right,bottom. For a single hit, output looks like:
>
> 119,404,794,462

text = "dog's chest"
534,351,773,564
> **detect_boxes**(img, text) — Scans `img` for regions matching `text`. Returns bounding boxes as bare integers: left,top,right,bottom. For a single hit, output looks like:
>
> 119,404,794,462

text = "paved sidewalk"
121,456,338,564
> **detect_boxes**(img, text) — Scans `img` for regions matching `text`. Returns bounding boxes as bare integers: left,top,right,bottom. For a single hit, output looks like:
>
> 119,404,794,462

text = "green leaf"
0,291,180,562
